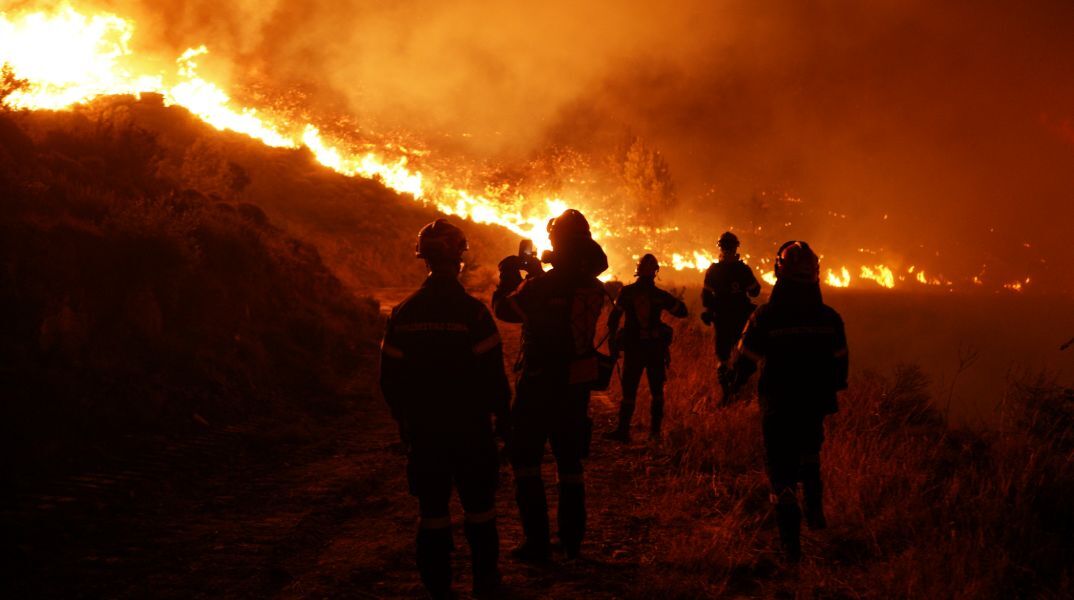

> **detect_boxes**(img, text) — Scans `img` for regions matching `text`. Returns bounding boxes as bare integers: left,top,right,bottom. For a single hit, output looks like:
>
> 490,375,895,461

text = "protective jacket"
732,277,847,561
380,273,511,441
493,267,606,381
607,277,687,437
702,258,761,318
609,278,687,348
491,237,607,559
736,280,849,417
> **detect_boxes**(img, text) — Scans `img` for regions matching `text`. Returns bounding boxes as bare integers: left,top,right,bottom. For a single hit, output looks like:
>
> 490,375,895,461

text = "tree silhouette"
614,134,676,226
0,64,29,109
180,139,251,199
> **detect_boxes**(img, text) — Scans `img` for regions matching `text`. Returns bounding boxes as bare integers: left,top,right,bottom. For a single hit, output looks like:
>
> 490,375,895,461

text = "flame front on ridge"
0,4,1026,291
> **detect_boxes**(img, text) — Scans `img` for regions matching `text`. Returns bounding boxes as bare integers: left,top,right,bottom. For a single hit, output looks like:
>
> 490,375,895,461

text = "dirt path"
3,340,682,599
3,386,403,598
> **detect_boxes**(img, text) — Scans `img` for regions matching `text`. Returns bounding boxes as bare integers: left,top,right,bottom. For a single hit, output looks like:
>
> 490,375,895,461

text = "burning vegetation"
2,3,1066,292
2,2,1074,598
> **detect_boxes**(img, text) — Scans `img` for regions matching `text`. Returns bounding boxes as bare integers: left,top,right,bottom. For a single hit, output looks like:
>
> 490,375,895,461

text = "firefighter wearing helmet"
379,218,511,598
492,208,609,562
728,240,849,563
604,254,687,443
701,231,762,404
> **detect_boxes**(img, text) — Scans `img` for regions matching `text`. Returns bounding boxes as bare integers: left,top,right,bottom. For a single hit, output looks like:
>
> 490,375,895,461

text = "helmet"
717,231,740,250
546,209,591,247
774,240,820,283
635,253,659,277
415,218,468,261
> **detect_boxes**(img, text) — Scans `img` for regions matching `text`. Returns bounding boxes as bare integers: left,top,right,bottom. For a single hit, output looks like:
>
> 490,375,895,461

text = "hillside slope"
0,108,385,476
14,95,517,291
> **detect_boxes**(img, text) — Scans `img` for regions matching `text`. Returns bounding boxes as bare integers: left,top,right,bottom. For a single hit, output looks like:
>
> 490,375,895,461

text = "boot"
603,427,630,443
801,464,827,530
464,521,501,597
717,364,739,406
512,475,550,563
557,477,586,559
719,383,736,406
607,400,636,442
510,542,550,564
774,491,802,563
650,396,665,441
416,527,454,599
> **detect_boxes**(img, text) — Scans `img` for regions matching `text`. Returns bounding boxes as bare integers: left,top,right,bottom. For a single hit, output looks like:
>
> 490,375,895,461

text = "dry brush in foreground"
608,322,1073,598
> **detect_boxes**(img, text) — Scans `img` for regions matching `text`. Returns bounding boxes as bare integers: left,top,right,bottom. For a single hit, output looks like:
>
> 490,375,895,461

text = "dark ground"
2,302,677,599
13,287,1067,598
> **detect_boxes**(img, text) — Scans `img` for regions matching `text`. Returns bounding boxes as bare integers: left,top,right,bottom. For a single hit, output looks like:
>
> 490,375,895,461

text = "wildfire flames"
0,4,1033,292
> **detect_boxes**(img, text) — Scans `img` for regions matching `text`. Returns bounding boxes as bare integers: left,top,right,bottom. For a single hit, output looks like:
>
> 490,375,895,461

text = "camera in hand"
519,239,535,260
518,239,542,272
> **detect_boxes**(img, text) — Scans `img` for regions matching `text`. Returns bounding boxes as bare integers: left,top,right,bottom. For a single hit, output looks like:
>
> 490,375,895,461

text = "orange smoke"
0,4,1044,292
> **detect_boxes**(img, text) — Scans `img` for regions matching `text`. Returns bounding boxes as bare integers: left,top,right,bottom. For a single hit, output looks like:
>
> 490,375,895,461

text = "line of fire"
2,2,1072,598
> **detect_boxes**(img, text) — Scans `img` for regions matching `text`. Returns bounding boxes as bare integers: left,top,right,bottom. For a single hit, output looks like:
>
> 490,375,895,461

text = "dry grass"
608,319,1074,598
0,109,381,477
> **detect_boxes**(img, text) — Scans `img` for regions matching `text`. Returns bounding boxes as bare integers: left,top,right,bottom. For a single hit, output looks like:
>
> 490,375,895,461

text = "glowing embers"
169,47,294,149
826,267,851,288
0,6,160,109
0,6,296,150
437,192,568,255
303,126,424,198
908,265,946,287
669,250,718,273
0,5,579,259
2,5,1019,291
859,265,895,289
1004,277,1031,292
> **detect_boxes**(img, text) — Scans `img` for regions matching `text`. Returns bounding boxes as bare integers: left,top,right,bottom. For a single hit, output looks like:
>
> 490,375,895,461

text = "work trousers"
618,341,667,434
509,375,591,556
408,438,499,597
714,309,753,401
761,410,826,558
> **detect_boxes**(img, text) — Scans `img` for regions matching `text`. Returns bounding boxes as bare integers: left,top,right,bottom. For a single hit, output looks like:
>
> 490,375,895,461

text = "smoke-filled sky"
69,0,1074,287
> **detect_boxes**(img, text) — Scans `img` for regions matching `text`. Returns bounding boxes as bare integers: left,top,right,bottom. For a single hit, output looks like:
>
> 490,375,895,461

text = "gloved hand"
700,312,713,326
497,255,524,290
519,255,544,277
494,416,512,465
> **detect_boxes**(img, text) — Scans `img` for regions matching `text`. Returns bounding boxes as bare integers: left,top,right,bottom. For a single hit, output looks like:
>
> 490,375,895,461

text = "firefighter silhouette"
493,208,608,562
379,219,511,598
728,240,849,563
701,231,762,404
604,254,687,442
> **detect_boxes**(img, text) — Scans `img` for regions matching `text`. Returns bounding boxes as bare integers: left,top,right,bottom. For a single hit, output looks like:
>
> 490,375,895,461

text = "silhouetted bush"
0,63,28,108
0,110,380,476
612,133,676,226
33,95,515,291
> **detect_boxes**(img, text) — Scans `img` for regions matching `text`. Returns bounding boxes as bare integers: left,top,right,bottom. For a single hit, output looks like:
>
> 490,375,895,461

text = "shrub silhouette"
0,109,380,476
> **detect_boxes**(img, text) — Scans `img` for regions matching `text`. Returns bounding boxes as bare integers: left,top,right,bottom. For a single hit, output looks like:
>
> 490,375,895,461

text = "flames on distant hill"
0,3,1057,292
